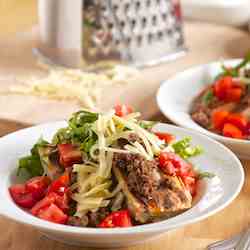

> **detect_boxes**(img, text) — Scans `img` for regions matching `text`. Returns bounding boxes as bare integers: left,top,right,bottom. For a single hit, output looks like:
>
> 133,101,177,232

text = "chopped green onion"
198,171,215,179
171,137,203,159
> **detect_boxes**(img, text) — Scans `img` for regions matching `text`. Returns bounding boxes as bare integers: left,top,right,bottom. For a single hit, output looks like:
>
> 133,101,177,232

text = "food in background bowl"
9,105,211,228
191,54,250,140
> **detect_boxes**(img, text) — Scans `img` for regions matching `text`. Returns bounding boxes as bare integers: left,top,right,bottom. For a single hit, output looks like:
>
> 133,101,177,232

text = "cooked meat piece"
112,153,192,222
148,175,192,216
110,192,125,211
192,111,210,127
67,215,89,227
117,133,142,148
215,102,238,112
38,146,64,179
240,107,250,120
88,207,110,227
112,153,160,202
242,93,250,107
244,68,250,78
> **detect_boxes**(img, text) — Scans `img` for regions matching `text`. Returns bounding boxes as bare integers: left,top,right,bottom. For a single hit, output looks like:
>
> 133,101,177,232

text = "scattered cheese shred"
7,66,139,109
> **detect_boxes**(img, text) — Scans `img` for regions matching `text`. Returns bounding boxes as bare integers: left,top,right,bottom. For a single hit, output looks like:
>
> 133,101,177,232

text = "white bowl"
0,121,244,247
157,59,250,159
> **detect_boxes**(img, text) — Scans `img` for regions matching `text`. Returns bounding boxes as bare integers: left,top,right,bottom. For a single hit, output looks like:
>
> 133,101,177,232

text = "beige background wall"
0,0,37,36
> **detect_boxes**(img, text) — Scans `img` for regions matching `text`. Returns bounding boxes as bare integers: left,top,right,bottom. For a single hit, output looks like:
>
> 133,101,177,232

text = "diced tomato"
211,110,229,130
222,123,244,139
160,161,176,175
37,203,68,224
159,152,191,176
225,87,243,102
54,193,69,213
214,76,233,100
114,104,133,117
9,184,37,208
26,176,51,200
31,192,57,215
245,122,250,135
182,176,197,197
226,113,247,131
31,190,69,215
58,144,82,168
98,210,132,228
154,132,175,144
47,172,70,196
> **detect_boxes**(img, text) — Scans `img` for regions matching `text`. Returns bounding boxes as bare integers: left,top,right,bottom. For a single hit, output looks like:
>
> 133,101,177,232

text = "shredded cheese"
71,110,163,217
7,66,139,109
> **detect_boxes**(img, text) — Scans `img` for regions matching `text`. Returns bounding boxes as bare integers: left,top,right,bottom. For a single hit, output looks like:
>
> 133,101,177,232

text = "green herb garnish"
17,137,48,178
138,120,157,130
218,52,250,78
52,110,98,154
202,89,214,106
198,171,216,179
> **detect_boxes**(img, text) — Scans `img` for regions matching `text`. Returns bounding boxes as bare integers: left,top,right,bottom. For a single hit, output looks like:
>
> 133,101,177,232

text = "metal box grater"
37,0,186,69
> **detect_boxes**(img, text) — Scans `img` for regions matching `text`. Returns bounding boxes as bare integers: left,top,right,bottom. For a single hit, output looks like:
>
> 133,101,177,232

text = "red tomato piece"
214,76,233,100
31,192,57,215
182,176,197,197
98,210,132,228
58,144,82,168
211,110,229,130
225,87,243,102
245,122,250,135
47,172,70,196
222,123,244,139
154,132,175,144
37,203,68,224
226,113,247,131
114,104,133,117
54,193,69,213
9,184,37,208
161,161,176,175
159,152,191,176
26,176,51,200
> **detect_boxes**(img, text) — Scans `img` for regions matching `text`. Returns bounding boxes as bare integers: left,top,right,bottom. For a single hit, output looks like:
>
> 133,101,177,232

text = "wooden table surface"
1,1,250,250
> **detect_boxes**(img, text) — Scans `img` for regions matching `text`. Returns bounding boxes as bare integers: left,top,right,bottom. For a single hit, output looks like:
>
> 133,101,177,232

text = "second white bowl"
157,59,250,159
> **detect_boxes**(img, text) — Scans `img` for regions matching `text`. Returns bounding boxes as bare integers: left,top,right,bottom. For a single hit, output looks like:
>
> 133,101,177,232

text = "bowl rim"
156,58,250,146
0,121,244,235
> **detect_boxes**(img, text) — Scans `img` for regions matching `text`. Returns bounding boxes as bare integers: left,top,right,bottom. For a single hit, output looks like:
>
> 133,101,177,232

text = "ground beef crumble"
112,153,161,203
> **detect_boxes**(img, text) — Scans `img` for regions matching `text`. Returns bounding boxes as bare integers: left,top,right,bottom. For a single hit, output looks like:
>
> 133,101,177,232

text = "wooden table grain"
0,1,250,249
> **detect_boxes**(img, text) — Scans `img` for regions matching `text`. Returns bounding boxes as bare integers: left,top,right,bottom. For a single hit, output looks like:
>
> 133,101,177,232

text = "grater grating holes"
124,3,130,13
152,15,157,26
83,0,185,64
